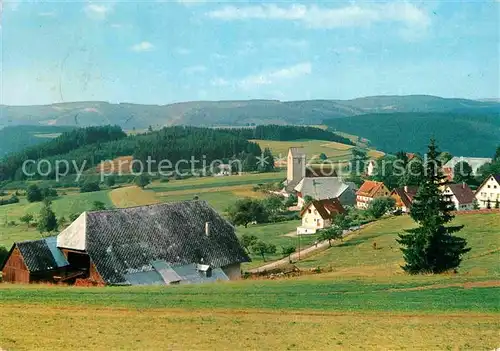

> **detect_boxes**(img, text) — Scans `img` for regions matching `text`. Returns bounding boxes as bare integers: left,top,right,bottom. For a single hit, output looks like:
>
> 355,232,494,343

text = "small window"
308,209,312,213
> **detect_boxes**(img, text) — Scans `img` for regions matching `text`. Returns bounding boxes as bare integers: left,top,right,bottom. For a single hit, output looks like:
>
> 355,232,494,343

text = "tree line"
227,125,354,144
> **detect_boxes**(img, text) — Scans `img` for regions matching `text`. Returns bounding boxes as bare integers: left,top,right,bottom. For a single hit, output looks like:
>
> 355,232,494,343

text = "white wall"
475,176,500,209
301,205,330,229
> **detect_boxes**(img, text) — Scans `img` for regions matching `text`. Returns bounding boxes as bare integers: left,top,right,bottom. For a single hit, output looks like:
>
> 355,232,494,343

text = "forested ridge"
325,112,500,157
0,124,352,181
0,125,76,156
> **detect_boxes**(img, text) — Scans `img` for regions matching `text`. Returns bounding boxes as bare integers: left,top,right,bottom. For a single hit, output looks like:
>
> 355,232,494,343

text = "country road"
247,225,365,273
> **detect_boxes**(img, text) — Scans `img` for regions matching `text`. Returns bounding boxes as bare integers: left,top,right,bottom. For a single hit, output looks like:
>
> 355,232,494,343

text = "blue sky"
1,0,499,105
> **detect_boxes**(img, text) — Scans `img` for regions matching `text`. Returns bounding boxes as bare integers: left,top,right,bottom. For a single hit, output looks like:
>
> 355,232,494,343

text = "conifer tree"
397,139,470,274
37,199,58,235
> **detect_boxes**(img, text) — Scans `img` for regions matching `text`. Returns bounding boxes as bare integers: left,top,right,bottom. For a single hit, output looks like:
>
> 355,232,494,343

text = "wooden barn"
1,201,250,285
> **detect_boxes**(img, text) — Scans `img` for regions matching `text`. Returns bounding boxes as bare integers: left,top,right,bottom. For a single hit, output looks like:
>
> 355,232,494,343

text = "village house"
442,183,476,211
297,198,346,234
474,174,500,209
391,186,418,213
356,180,391,209
442,157,492,180
1,201,250,285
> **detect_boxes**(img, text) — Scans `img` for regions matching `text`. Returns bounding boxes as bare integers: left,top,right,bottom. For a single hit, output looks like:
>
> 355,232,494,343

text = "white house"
442,183,475,211
475,174,500,209
297,198,345,234
366,160,377,176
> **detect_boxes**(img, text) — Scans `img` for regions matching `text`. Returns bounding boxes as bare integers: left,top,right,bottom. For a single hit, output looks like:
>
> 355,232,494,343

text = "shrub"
26,184,43,202
80,182,101,193
367,197,396,219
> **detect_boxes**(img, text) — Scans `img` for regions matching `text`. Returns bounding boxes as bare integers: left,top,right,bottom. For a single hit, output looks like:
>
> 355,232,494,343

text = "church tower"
287,147,306,184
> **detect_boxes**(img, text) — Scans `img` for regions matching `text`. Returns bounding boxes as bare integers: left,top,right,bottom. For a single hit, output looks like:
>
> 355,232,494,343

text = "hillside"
0,125,75,156
1,213,498,350
1,95,498,129
325,112,500,157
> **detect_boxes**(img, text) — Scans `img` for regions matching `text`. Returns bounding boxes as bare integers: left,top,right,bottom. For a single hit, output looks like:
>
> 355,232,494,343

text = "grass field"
237,220,320,269
252,139,354,161
1,277,499,350
1,211,499,349
295,213,500,278
0,191,113,247
109,186,160,208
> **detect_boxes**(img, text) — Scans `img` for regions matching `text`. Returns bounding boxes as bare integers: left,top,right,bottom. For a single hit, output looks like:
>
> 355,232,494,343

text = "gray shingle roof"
294,177,349,200
84,201,249,285
13,236,69,272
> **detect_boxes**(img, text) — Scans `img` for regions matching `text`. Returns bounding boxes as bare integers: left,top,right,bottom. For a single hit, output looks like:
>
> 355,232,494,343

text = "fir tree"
37,199,58,235
397,139,470,274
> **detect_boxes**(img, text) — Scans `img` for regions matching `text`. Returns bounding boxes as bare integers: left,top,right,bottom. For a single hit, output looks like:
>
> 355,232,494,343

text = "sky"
1,0,499,105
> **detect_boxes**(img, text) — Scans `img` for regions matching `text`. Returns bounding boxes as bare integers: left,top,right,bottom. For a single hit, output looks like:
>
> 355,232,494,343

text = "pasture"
1,274,498,350
295,213,500,278
252,139,354,161
0,208,499,349
0,190,113,247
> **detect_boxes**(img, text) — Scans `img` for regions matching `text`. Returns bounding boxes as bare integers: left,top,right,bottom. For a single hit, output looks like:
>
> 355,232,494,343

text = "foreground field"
1,277,499,350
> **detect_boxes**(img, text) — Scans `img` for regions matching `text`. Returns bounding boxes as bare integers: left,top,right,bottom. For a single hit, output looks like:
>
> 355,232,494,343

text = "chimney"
404,185,408,192
205,222,210,236
462,182,466,189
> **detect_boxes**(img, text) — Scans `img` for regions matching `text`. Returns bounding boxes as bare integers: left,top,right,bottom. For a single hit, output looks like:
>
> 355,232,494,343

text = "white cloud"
84,3,113,20
239,62,312,88
130,42,155,52
207,3,430,33
182,65,207,74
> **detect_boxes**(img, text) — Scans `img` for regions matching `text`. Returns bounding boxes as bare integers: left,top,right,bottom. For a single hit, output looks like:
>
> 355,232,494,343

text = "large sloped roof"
294,177,349,200
356,180,386,197
391,186,419,208
59,201,249,285
447,183,475,204
300,198,346,219
3,236,69,273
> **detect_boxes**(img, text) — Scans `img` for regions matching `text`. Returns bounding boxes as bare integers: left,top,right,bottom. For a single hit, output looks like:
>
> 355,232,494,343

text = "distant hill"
1,95,498,129
325,112,500,157
0,125,75,156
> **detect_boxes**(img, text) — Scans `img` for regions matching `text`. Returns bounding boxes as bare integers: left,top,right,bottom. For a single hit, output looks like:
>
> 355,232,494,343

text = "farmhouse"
1,201,250,285
442,157,492,180
298,198,346,234
474,174,500,209
391,186,418,213
356,180,390,209
442,183,475,211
